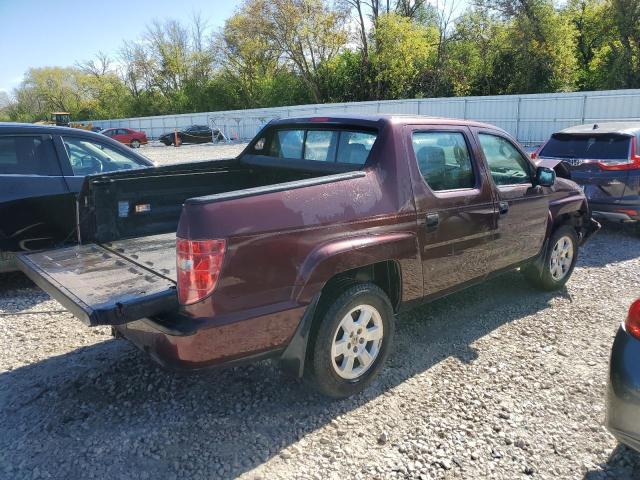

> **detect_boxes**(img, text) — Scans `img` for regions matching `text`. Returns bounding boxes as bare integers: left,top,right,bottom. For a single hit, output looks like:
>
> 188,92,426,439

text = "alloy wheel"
331,304,384,380
550,235,574,281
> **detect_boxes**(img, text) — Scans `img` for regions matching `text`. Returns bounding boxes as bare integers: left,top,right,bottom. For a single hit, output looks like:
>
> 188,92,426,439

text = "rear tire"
304,283,394,399
130,139,140,148
523,225,578,291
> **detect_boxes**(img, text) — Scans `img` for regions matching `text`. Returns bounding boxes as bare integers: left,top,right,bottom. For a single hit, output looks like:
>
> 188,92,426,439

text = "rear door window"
0,136,61,175
262,128,377,166
336,131,376,164
304,130,338,161
540,133,631,160
411,131,475,191
270,130,304,159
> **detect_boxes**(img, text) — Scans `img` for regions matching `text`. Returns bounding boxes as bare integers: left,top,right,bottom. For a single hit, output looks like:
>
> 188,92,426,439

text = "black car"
535,122,640,225
0,123,153,272
158,125,223,146
607,299,640,452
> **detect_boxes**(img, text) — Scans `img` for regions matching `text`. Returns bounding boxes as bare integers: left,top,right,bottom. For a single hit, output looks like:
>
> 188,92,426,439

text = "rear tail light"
625,299,640,340
597,138,640,171
615,208,638,217
176,238,226,305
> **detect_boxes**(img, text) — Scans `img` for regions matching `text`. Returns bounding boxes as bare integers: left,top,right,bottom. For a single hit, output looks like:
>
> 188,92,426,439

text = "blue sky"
0,0,242,93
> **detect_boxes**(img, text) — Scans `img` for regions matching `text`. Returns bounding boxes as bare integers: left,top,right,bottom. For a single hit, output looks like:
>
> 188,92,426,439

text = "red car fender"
292,231,418,305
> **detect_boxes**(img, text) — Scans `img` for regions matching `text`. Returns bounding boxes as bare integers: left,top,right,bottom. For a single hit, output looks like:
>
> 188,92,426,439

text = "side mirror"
535,166,556,187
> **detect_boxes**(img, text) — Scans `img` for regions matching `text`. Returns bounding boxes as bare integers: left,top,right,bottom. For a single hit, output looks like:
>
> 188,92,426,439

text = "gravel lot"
1,142,639,479
138,141,247,166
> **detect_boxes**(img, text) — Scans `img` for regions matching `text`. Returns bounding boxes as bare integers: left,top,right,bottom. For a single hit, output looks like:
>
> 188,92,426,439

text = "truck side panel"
167,123,421,366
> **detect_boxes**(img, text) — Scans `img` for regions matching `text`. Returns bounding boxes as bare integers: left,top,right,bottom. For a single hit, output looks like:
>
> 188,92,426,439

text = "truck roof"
558,122,640,136
270,114,503,132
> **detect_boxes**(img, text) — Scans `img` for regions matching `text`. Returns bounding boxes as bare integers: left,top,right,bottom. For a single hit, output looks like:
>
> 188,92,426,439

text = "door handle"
499,201,509,215
425,213,439,229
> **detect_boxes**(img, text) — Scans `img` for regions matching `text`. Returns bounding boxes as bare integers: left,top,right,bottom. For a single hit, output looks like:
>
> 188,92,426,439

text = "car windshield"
62,137,148,175
540,133,631,160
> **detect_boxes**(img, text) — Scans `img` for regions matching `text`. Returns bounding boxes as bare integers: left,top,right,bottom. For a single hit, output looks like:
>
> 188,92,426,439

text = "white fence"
87,89,640,145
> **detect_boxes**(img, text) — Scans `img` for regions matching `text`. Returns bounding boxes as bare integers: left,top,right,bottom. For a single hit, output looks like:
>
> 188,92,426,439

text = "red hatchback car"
102,128,148,148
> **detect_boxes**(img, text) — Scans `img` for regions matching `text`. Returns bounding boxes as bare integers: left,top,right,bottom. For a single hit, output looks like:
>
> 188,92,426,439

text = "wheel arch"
292,231,416,307
548,194,595,242
280,243,408,379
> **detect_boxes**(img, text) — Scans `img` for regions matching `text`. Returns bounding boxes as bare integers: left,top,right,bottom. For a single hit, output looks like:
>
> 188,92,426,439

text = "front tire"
305,283,394,399
130,139,140,148
523,225,579,291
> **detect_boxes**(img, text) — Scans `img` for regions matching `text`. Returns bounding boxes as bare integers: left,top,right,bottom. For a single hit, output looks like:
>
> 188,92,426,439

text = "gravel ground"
1,226,639,480
0,140,639,479
137,141,247,166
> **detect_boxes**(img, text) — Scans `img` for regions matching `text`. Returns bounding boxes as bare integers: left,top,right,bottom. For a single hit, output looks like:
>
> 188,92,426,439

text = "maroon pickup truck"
17,115,599,398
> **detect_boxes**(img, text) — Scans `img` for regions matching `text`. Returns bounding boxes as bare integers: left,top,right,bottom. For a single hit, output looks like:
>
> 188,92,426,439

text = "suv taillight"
176,238,226,305
598,138,640,171
625,299,640,340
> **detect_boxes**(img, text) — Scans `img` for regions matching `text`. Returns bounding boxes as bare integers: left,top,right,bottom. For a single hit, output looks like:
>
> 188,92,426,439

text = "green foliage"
322,50,370,102
563,0,614,89
371,13,439,99
474,0,578,94
1,0,639,123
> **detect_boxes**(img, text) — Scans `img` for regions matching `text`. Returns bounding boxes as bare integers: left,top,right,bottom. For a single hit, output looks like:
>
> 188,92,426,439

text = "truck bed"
18,156,366,327
102,233,176,281
79,158,319,243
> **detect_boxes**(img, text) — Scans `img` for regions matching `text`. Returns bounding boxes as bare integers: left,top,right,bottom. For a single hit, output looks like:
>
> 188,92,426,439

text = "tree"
586,0,640,89
116,16,217,114
371,13,439,99
446,9,507,95
612,0,640,88
475,0,578,93
563,0,613,89
5,0,640,121
216,0,282,107
257,0,349,102
0,91,11,122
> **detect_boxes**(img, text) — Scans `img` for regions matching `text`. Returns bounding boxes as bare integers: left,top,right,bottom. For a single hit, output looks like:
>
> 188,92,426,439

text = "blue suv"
535,122,640,225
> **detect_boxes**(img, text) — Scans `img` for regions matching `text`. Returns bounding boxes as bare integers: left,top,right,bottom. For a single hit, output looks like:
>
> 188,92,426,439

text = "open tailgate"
17,243,178,326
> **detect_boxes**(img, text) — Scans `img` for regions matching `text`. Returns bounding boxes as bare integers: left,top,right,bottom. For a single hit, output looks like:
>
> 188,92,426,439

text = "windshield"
540,133,631,160
62,137,148,175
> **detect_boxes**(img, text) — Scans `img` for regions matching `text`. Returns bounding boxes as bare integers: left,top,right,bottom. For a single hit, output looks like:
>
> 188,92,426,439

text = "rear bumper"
590,202,640,223
114,304,306,371
607,326,640,453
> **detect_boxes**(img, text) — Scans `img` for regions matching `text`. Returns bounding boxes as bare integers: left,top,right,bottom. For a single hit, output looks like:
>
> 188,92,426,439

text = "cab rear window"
540,133,631,160
254,129,377,166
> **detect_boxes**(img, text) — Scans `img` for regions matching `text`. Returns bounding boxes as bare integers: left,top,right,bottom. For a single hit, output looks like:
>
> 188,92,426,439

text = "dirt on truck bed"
1,225,639,480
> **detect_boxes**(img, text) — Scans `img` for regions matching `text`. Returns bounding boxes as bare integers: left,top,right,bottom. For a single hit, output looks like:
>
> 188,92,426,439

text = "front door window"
478,134,531,186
